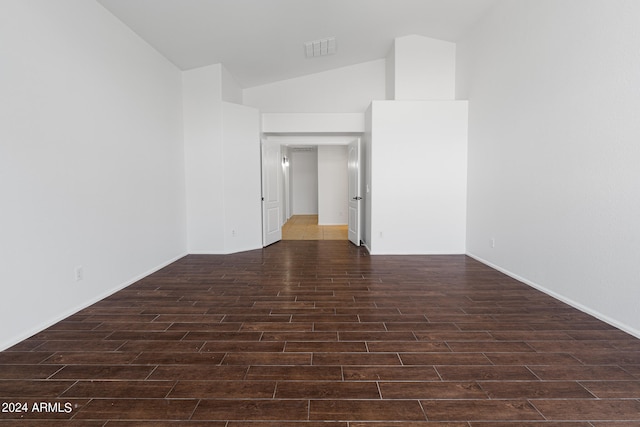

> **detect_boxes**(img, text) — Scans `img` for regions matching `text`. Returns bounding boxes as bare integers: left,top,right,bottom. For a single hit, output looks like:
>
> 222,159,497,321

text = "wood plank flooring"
282,215,348,240
1,240,640,425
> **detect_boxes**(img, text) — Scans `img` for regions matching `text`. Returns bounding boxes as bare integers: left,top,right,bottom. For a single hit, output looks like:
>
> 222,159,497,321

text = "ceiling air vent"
304,37,336,58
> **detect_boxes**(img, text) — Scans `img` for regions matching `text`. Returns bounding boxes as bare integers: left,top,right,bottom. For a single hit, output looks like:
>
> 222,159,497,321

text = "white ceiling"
97,0,498,88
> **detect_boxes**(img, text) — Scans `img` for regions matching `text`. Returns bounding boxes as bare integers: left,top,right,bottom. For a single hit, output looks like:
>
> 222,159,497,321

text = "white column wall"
369,101,468,254
182,65,225,253
391,35,456,100
222,102,262,252
183,65,262,254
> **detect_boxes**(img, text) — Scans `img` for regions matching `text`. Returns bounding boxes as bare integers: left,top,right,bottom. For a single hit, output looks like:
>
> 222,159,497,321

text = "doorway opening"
261,136,362,247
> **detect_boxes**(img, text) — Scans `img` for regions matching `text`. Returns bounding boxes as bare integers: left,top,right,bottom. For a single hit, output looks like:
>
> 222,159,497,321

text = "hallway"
282,215,348,241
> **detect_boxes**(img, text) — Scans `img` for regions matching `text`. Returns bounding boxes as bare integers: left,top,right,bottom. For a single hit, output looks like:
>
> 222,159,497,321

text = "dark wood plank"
0,241,637,424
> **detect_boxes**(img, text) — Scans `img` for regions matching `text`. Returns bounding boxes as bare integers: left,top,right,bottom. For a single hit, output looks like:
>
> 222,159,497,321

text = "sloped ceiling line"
97,0,498,88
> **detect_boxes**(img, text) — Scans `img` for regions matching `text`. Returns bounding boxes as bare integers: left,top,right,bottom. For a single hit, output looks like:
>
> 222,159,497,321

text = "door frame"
347,138,362,246
261,140,283,247
261,136,363,245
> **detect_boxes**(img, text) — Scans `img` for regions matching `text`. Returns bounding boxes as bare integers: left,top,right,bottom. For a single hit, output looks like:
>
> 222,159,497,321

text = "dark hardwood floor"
1,241,639,425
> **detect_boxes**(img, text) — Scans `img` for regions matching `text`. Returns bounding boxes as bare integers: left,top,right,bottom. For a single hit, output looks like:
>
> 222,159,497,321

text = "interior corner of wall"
220,64,243,104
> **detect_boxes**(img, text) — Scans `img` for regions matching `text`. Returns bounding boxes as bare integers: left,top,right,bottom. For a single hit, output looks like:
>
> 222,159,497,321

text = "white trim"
0,252,188,351
466,252,640,340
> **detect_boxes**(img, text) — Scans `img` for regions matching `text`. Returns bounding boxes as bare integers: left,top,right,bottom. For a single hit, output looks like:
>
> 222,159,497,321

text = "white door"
347,138,361,246
262,142,282,246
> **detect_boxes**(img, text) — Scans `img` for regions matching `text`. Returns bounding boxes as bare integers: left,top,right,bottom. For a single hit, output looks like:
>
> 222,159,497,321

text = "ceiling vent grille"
304,37,336,58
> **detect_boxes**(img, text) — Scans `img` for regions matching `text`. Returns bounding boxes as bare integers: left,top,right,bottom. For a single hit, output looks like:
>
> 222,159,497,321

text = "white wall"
385,42,396,100
0,0,186,350
222,102,262,252
458,0,640,336
291,149,319,215
243,59,386,113
318,146,348,225
221,65,242,104
391,35,456,100
183,65,262,254
182,65,225,253
261,113,364,134
369,101,468,254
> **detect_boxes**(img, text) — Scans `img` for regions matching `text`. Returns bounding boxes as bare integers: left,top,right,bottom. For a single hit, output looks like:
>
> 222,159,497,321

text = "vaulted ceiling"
97,0,498,88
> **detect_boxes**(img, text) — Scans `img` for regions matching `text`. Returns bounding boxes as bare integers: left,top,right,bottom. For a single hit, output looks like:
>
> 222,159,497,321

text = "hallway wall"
291,149,318,215
318,145,348,225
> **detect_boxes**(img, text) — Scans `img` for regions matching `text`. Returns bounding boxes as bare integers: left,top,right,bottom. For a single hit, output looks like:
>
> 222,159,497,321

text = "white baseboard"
466,252,640,340
0,252,188,351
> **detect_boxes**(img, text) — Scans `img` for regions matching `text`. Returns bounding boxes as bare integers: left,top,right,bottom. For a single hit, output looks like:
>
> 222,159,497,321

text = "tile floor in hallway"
1,240,640,425
282,215,348,240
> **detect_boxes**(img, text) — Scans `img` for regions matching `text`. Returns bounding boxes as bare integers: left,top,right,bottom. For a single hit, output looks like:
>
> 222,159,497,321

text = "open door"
347,138,362,246
262,141,282,246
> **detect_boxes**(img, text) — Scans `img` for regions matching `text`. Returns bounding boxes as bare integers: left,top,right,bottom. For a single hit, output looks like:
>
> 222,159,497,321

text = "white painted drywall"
221,65,243,104
291,150,319,215
183,65,262,254
261,113,365,134
0,0,186,350
385,42,396,100
243,59,386,113
182,65,226,253
392,35,456,100
458,0,640,337
222,102,262,252
368,101,468,254
318,146,348,225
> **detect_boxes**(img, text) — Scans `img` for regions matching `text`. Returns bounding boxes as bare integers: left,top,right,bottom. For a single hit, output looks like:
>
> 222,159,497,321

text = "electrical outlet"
74,266,83,281
231,229,236,237
491,238,495,248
